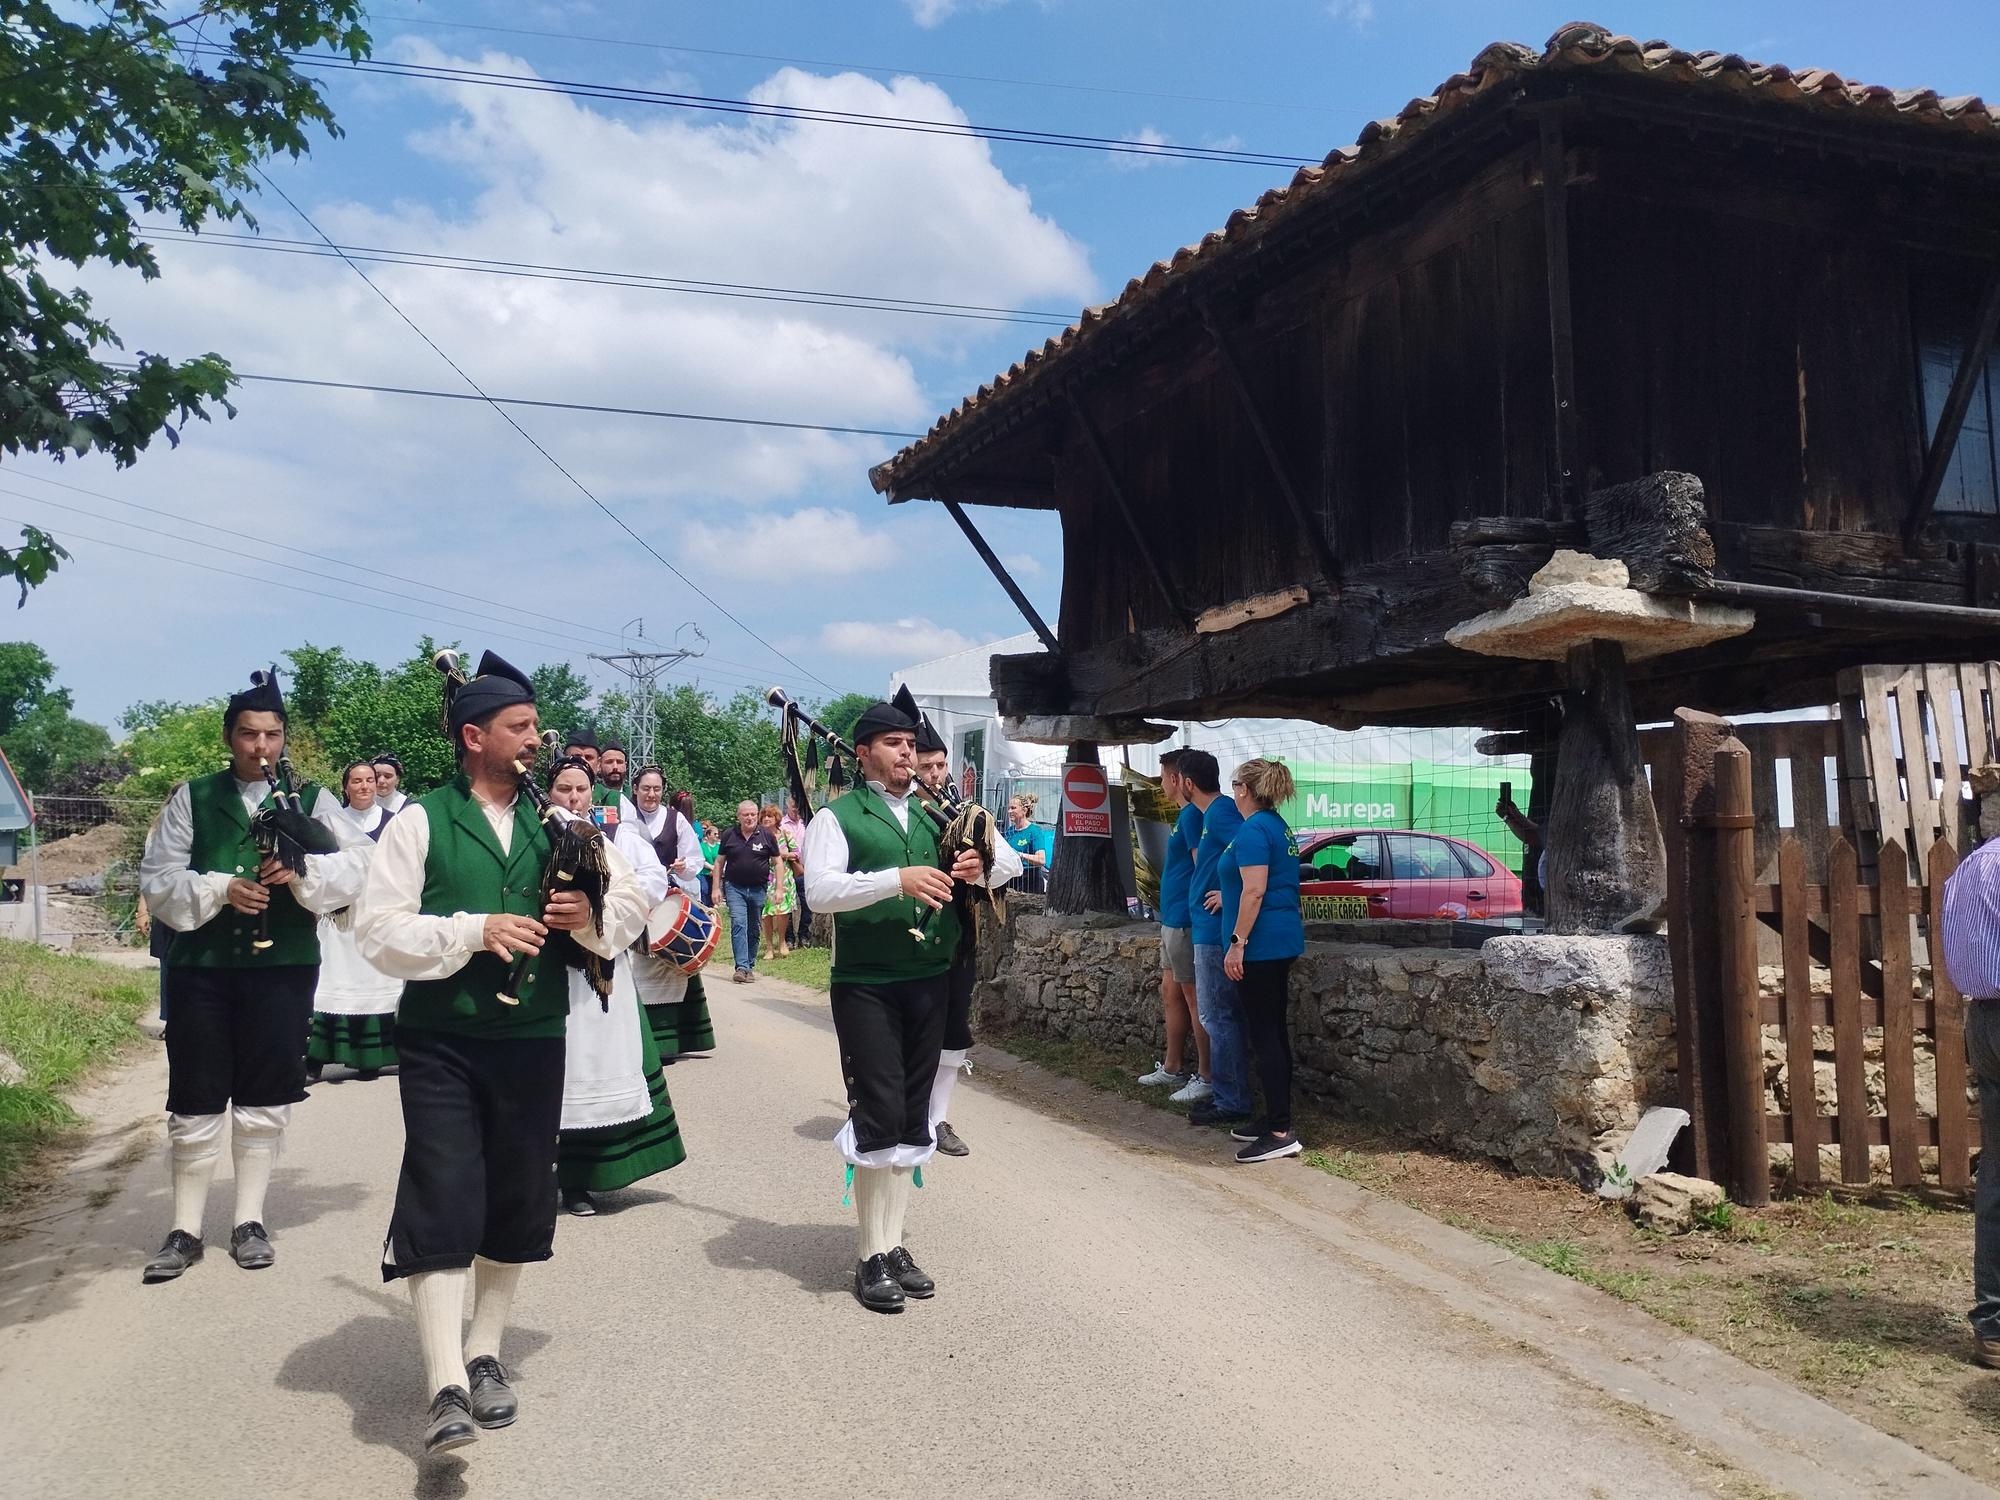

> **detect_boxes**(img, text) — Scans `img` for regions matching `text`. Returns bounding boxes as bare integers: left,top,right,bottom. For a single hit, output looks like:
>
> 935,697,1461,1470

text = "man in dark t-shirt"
716,799,781,982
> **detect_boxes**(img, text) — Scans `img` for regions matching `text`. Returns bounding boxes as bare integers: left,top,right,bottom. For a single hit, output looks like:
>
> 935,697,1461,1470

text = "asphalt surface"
0,972,1978,1499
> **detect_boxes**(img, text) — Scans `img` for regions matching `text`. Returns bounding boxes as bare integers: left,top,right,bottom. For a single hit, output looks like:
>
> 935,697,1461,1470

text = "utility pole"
591,620,706,768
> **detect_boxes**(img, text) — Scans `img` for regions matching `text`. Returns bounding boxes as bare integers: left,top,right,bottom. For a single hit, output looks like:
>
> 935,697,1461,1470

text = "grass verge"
0,939,156,1203
712,908,830,991
982,1022,2000,1487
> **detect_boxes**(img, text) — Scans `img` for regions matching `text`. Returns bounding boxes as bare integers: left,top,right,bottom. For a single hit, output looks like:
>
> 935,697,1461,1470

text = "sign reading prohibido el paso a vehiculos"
1060,762,1112,838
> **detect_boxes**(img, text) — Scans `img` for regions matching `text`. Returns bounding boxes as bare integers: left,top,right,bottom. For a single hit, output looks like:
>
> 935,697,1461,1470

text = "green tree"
0,641,63,733
0,2,371,601
1,697,113,788
647,686,784,822
116,698,225,799
531,663,595,742
813,692,877,746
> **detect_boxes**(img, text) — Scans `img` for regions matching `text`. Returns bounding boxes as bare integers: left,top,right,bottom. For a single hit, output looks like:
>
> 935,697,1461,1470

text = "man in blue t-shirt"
1180,749,1253,1126
1137,750,1212,1101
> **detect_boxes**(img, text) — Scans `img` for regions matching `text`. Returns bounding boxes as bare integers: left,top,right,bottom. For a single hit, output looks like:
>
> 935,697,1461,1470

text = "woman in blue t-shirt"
1004,792,1055,894
1218,757,1306,1164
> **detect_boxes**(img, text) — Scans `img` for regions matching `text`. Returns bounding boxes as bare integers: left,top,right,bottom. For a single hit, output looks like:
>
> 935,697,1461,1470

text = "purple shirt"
1942,837,2000,1000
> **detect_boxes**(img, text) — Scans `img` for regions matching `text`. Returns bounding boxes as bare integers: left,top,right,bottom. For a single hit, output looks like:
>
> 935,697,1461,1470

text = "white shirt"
352,793,649,982
611,816,671,907
139,775,373,932
802,783,1022,914
630,804,705,880
377,789,409,815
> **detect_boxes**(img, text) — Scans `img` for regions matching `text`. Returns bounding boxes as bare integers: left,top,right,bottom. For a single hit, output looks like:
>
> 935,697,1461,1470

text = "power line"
373,12,1346,117
104,365,927,440
187,46,1320,169
241,165,840,692
138,225,1078,328
0,486,610,658
0,468,634,647
0,509,603,663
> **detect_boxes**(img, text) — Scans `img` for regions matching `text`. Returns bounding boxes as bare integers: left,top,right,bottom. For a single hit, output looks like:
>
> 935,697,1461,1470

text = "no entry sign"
1060,762,1111,838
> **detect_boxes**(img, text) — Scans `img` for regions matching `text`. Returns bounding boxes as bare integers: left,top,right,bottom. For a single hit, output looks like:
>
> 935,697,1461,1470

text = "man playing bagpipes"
912,706,983,1161
798,696,1020,1314
353,651,649,1456
137,667,373,1284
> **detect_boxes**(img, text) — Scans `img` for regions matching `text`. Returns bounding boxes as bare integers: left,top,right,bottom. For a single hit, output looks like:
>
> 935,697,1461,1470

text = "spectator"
716,799,781,982
1186,750,1255,1131
1139,750,1212,1102
782,794,812,945
1495,786,1547,917
1218,758,1306,1163
1941,839,2000,1368
1004,793,1054,895
760,802,800,962
698,818,720,906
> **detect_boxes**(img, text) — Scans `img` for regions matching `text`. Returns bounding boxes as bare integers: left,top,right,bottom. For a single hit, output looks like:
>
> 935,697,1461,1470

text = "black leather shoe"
465,1355,517,1429
1188,1101,1251,1129
561,1187,596,1216
142,1228,203,1283
853,1255,905,1313
230,1221,275,1269
304,1060,324,1084
423,1385,478,1455
883,1245,935,1298
934,1121,969,1157
356,1068,382,1082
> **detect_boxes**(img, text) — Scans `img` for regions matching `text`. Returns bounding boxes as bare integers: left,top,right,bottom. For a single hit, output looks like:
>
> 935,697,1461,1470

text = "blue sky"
16,0,2000,729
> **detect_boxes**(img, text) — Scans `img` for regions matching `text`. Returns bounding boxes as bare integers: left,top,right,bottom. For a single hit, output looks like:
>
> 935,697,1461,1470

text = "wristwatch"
1229,934,1246,947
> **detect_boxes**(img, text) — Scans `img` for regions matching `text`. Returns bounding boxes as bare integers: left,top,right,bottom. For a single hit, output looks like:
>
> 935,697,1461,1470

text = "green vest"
397,775,564,1040
827,782,959,985
591,783,620,809
168,769,325,970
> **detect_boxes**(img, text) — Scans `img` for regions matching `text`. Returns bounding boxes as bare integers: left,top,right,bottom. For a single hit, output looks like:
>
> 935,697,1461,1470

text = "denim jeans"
1192,943,1253,1116
1968,1002,2000,1336
724,882,767,972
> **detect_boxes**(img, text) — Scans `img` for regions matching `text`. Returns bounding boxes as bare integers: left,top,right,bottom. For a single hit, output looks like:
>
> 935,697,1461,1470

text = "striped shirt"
1941,837,2000,1001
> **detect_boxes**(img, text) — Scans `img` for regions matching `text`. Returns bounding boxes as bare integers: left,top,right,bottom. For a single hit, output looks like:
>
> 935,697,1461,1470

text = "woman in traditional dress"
759,801,799,962
306,760,401,1082
626,774,717,1063
545,757,688,1217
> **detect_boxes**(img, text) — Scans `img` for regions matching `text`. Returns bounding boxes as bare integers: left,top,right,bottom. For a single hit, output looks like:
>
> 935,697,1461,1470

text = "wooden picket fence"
1746,831,1978,1192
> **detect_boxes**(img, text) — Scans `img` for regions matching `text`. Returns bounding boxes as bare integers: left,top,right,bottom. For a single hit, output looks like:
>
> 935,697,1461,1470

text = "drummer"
628,778,720,1065
545,756,686,1217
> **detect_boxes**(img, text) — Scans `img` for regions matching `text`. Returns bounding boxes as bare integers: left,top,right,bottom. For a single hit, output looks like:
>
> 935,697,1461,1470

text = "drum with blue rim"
646,888,720,975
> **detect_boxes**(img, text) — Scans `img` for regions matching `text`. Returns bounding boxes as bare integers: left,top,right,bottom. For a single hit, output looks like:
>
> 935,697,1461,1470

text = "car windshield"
1303,833,1380,880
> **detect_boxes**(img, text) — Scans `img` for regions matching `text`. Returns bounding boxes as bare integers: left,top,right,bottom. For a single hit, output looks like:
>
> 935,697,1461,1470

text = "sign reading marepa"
1060,762,1111,838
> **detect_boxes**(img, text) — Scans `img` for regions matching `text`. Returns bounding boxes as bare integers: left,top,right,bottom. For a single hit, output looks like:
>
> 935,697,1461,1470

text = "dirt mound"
11,822,133,884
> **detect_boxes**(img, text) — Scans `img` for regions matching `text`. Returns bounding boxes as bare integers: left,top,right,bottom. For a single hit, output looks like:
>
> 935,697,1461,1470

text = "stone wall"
976,900,1677,1176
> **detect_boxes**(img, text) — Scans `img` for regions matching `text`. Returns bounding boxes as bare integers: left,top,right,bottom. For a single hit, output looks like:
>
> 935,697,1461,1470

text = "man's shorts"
1159,924,1195,985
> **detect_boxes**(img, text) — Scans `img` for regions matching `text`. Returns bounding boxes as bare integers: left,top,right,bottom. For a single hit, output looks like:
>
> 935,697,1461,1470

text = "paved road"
0,974,1983,1499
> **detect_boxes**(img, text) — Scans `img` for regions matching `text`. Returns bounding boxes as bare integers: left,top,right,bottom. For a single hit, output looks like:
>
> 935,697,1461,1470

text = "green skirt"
643,971,715,1059
307,1012,397,1071
558,1007,687,1192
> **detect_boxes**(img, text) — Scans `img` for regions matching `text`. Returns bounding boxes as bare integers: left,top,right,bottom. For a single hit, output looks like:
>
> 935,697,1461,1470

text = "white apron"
561,958,650,1131
312,803,400,1016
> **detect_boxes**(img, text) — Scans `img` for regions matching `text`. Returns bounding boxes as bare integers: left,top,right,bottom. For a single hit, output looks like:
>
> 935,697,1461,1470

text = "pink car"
1296,829,1524,922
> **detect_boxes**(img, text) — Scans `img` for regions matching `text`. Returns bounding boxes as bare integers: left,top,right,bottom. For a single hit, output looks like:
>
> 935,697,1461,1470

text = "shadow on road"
0,1159,369,1334
677,1196,853,1299
278,1274,553,1498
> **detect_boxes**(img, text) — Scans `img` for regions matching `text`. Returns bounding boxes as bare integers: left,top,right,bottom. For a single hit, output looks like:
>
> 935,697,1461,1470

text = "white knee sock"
854,1166,896,1259
930,1048,969,1130
229,1104,287,1227
887,1164,916,1253
167,1112,225,1238
408,1269,470,1398
466,1257,522,1363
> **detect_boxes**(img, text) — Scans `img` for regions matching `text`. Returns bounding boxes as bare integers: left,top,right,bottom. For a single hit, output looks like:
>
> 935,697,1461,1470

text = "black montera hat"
851,700,918,746
564,725,599,751
227,665,286,721
447,651,536,732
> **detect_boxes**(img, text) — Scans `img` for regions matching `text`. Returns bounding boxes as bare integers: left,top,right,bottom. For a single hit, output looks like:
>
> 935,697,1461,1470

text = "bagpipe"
766,686,1004,946
247,739,339,952
433,651,614,1007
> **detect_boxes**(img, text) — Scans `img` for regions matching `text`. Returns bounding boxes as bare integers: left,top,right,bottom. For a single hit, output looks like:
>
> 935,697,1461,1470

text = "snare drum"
646,889,720,975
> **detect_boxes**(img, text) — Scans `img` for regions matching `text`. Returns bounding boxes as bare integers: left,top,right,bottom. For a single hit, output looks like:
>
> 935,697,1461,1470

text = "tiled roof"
870,20,1999,498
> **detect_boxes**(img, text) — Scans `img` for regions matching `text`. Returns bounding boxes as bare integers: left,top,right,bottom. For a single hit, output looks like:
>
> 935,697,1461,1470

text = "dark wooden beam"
1696,578,2000,632
1064,385,1193,629
1537,111,1583,518
939,497,1059,653
1907,265,2000,541
1198,301,1341,586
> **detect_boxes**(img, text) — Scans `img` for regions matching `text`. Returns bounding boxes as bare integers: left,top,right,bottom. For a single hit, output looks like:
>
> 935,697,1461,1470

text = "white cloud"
683,507,892,576
1111,125,1175,172
907,0,960,23
820,617,976,659
1326,0,1375,29
22,43,1097,724
1001,551,1043,577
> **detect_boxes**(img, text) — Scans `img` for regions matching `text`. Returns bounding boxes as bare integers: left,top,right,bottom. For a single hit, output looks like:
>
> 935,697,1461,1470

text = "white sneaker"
1136,1063,1189,1088
1169,1076,1213,1104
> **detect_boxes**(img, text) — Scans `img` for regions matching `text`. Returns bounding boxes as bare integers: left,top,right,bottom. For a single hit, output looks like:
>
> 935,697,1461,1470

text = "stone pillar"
1047,740,1126,916
1545,640,1666,933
